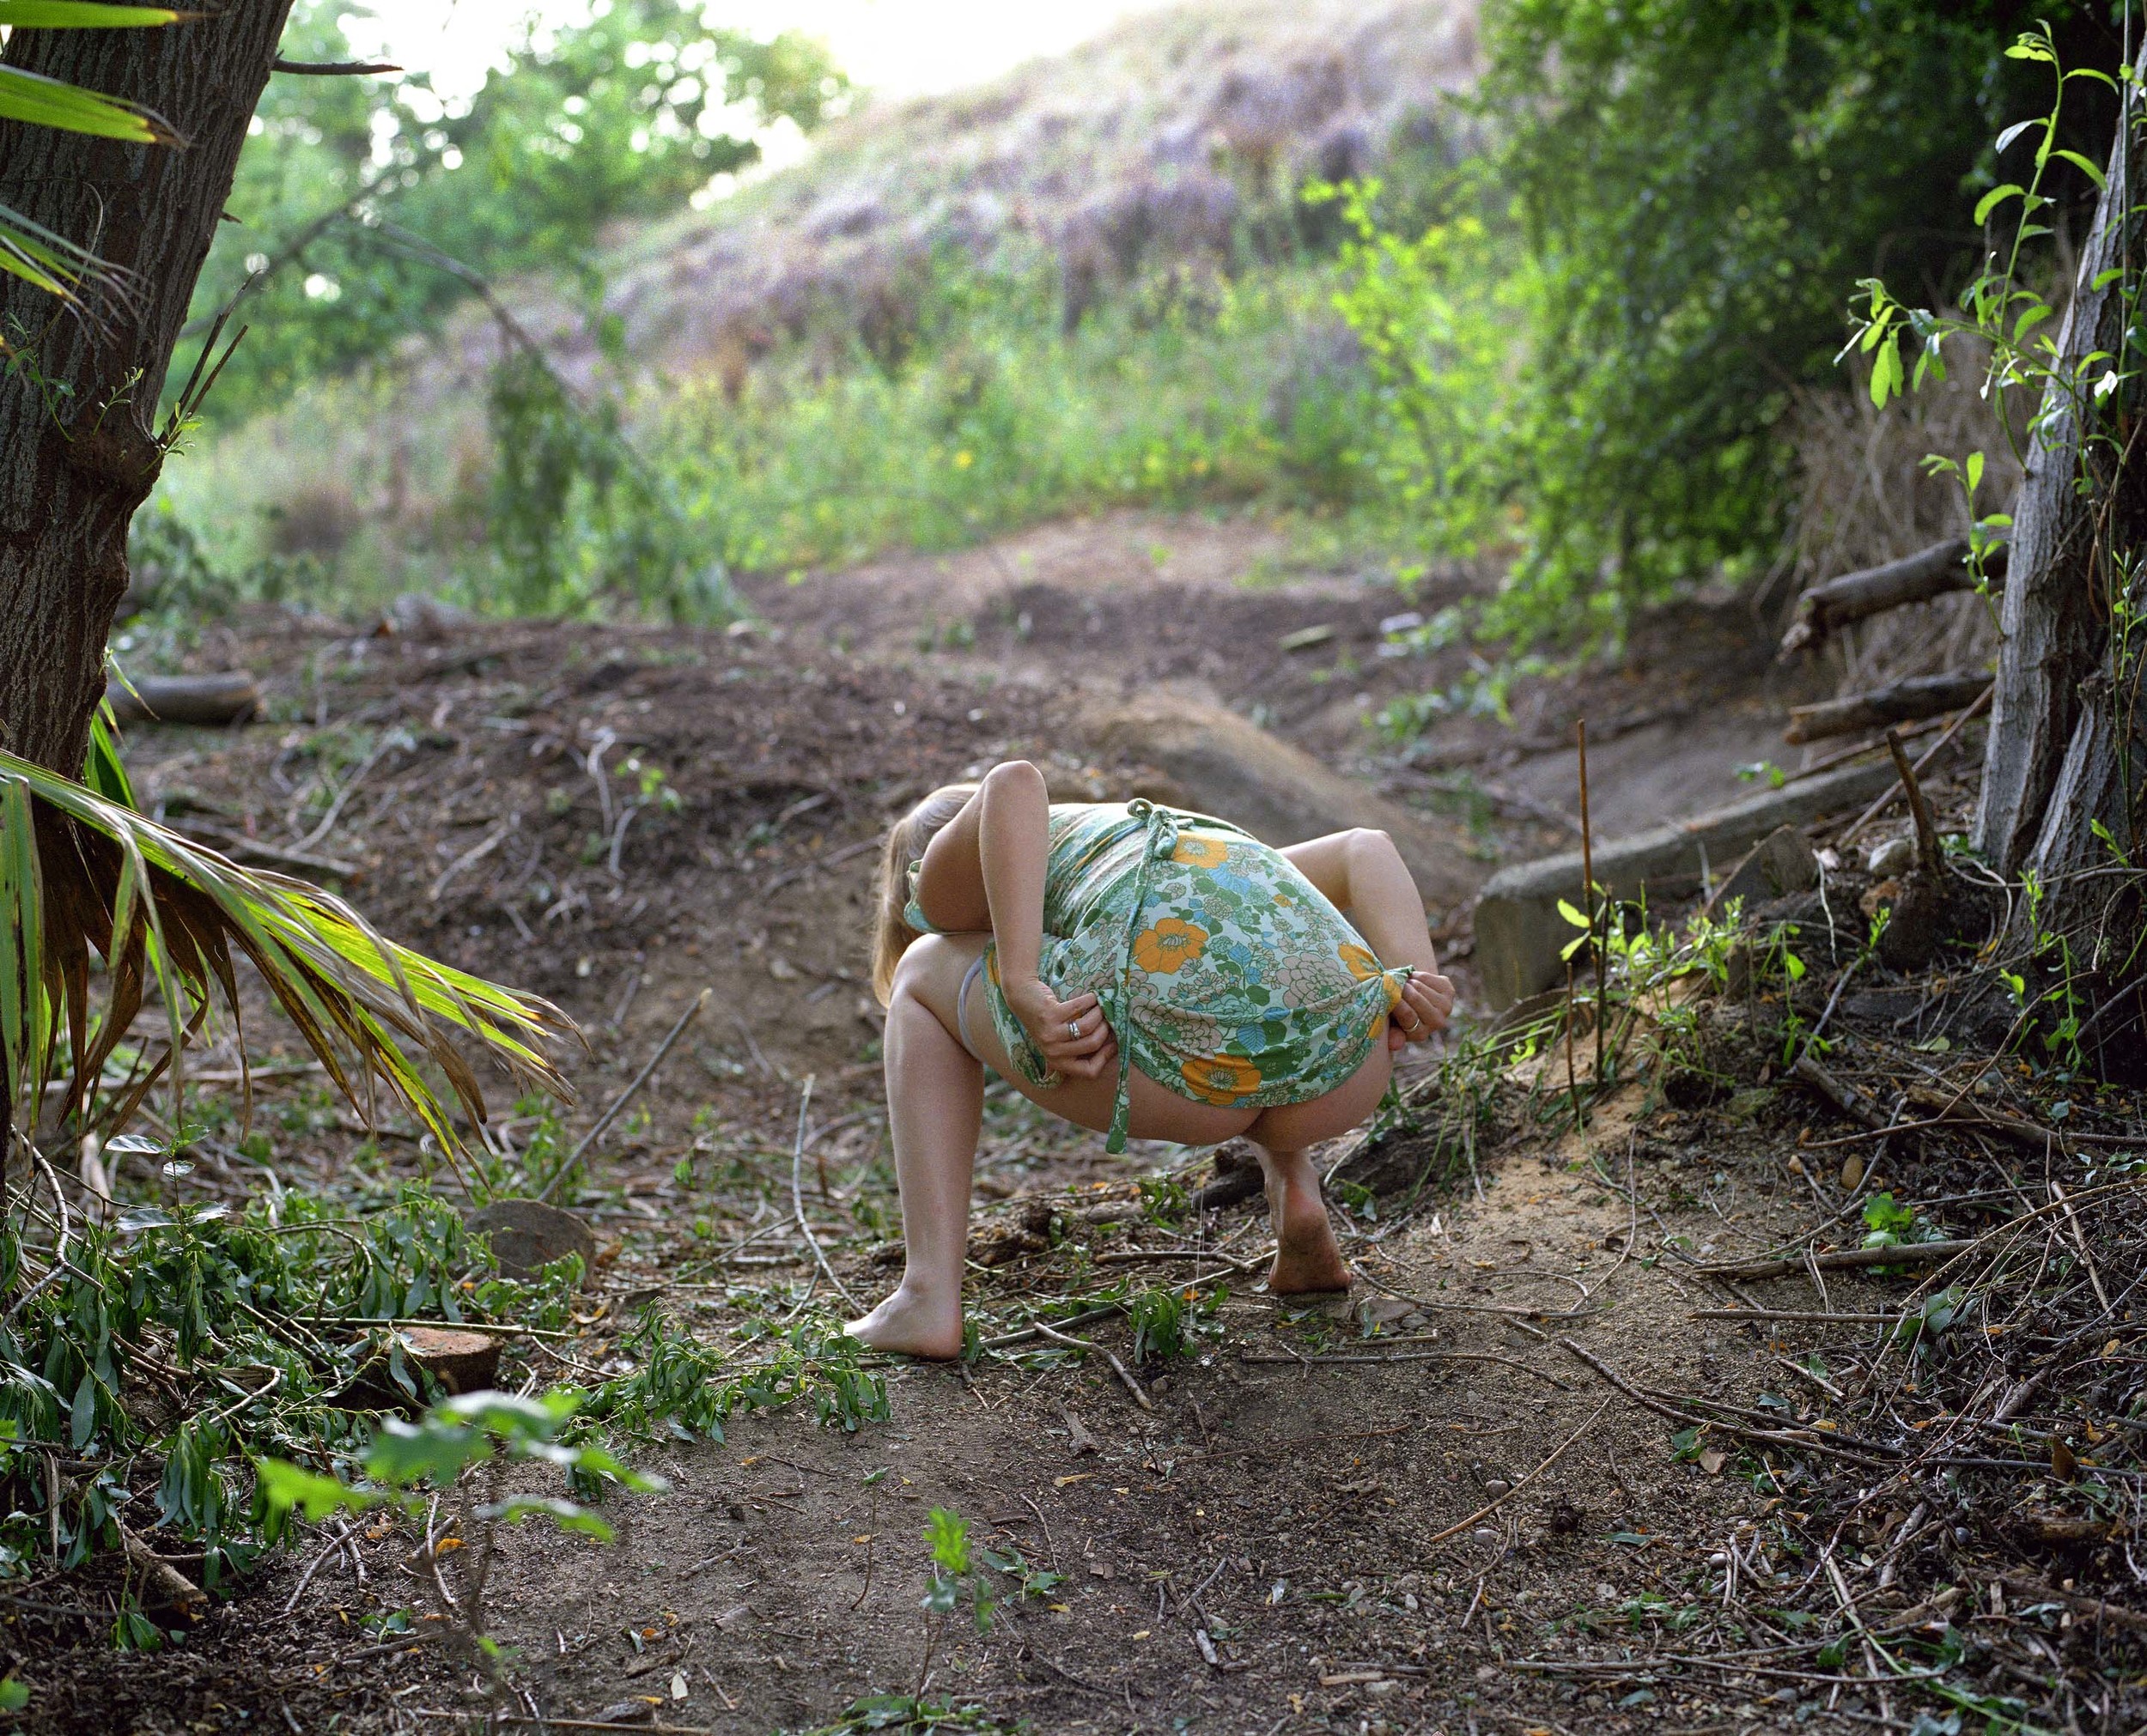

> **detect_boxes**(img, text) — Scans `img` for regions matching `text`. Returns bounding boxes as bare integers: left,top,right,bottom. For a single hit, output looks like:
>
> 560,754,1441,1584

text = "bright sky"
343,0,1183,105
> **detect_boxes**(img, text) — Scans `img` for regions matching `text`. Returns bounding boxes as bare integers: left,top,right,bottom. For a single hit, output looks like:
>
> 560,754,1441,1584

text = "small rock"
1707,824,1820,914
591,1702,657,1727
1470,1527,1500,1546
465,1198,596,1284
1061,1407,1100,1456
1866,835,1917,877
1088,1561,1116,1581
1481,1478,1512,1499
381,593,471,641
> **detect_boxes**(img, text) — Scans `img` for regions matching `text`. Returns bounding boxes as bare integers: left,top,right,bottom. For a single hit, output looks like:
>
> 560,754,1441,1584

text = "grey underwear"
956,953,988,1062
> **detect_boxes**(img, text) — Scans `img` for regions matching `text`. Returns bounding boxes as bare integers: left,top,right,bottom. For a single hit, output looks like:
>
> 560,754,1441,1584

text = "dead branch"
1785,673,1992,744
1885,727,1943,875
1779,539,2005,657
1696,1240,1976,1281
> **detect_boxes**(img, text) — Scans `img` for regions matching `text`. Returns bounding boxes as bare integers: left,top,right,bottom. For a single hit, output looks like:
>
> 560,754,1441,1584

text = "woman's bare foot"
1260,1151,1353,1294
844,1284,964,1360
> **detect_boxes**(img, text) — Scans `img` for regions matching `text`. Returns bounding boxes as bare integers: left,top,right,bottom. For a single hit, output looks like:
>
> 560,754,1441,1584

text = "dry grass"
1787,340,2028,696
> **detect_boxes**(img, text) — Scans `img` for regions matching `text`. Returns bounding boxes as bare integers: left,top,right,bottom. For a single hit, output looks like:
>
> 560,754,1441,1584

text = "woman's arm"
913,762,1115,1078
1282,829,1456,1041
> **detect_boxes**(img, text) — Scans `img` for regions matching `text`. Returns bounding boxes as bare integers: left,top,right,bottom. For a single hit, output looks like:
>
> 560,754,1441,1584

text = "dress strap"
1104,800,1183,1153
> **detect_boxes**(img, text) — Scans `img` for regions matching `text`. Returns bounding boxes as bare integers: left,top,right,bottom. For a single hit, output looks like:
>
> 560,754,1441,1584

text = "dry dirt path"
245,1090,1858,1736
739,507,1813,841
58,510,1876,1735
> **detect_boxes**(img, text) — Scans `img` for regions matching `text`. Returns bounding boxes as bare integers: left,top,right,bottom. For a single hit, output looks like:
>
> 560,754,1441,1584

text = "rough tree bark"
1974,51,2147,881
0,0,295,778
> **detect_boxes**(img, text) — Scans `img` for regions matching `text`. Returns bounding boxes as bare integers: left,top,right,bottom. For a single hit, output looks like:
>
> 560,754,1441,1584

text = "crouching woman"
848,760,1455,1358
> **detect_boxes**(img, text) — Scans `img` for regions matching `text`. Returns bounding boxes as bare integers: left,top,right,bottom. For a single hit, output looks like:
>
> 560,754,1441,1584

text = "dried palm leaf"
0,741,578,1188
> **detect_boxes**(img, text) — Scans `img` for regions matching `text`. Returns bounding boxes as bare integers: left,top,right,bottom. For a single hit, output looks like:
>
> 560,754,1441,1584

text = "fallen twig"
788,1073,861,1312
1421,1398,1610,1546
280,1519,355,1616
534,987,708,1201
1695,1240,1975,1281
978,1303,1126,1351
119,1523,205,1617
1559,1338,1898,1466
1031,1319,1152,1411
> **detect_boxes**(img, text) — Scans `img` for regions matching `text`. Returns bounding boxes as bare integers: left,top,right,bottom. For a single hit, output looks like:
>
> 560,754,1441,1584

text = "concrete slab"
1472,760,1898,1009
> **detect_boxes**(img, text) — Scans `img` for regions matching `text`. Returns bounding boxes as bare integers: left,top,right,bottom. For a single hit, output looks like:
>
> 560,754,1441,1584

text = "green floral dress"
906,800,1408,1150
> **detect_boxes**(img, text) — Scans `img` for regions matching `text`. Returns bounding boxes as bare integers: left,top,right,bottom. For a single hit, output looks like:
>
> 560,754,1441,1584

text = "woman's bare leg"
844,937,984,1358
849,934,1257,1357
1247,1037,1394,1294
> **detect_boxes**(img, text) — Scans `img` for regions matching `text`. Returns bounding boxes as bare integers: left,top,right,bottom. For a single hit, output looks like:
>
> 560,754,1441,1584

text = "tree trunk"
1974,54,2147,876
0,0,295,777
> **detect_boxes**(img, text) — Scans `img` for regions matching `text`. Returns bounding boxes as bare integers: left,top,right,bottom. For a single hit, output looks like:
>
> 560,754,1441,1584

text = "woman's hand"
1002,975,1117,1081
1386,971,1456,1050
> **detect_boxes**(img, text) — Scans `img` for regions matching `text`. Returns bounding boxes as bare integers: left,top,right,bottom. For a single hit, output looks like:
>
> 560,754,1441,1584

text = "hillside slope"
599,0,1478,381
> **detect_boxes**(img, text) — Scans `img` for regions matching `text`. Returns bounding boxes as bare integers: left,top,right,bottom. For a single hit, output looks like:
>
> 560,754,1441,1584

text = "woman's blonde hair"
869,783,977,1005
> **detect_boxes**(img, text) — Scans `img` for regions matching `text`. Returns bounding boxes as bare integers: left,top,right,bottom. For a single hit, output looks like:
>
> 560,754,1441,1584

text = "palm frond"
0,749,580,1181
0,197,137,303
0,5,179,308
0,63,176,144
0,2,179,26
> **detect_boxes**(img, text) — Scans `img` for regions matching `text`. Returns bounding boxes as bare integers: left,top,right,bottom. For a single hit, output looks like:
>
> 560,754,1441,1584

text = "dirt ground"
26,510,2123,1734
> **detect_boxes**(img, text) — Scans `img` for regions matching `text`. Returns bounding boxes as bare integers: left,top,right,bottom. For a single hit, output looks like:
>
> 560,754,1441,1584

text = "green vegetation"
172,0,842,422
0,1169,885,1609
0,0,183,303
152,1,2129,653
1464,0,2114,643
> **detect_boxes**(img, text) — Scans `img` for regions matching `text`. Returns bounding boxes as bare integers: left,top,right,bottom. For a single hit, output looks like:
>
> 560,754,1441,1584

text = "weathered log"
399,1326,500,1395
1977,43,2147,873
106,671,260,726
1779,540,2005,658
1784,672,1991,744
1473,760,1900,1007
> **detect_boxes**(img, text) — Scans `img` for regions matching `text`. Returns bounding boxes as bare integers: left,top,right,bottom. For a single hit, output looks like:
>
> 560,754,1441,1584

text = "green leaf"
1862,1192,1914,1237
924,1506,971,1577
0,1676,27,1711
0,1,176,24
1868,337,1902,407
69,1369,94,1449
82,700,135,809
1974,184,2024,226
1965,451,1985,495
255,1458,380,1521
0,64,170,144
478,1494,615,1539
0,744,576,1167
2052,149,2107,190
366,1417,489,1487
435,1389,565,1442
1556,898,1591,929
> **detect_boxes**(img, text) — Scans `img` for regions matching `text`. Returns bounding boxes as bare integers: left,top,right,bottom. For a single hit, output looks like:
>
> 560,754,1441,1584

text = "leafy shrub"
1359,0,2128,653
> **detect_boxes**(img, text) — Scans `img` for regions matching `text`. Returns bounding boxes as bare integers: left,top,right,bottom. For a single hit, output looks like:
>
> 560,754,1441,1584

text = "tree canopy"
171,0,845,422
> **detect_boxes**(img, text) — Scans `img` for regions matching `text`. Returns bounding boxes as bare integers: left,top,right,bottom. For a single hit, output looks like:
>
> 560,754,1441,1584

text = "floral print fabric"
906,800,1408,1151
